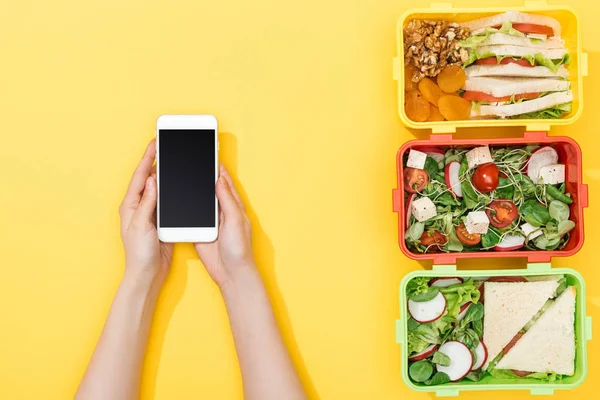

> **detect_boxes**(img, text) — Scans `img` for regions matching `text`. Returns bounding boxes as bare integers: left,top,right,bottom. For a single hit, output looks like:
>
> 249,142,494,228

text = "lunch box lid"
392,131,589,264
395,1,588,132
396,264,593,395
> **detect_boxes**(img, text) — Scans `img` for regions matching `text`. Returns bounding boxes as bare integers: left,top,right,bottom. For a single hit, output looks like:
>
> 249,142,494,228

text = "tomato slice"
403,167,429,193
419,231,448,247
462,91,541,103
508,23,554,36
486,199,519,228
503,332,524,354
456,223,481,246
486,276,528,283
512,370,532,377
475,57,535,68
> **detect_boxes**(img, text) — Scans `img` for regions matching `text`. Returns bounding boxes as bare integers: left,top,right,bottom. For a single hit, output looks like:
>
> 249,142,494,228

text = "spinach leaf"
520,199,551,227
409,360,434,382
413,323,442,345
481,226,501,248
463,302,484,324
432,351,451,367
465,371,483,382
407,317,420,332
494,177,514,200
424,371,451,386
459,158,479,209
411,287,440,302
446,227,464,252
546,184,573,204
424,157,439,179
472,319,483,339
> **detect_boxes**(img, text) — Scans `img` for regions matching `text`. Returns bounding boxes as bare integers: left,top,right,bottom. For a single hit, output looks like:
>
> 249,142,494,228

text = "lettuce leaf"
534,52,570,73
408,331,431,355
460,21,524,49
525,371,563,382
510,102,572,119
439,278,481,318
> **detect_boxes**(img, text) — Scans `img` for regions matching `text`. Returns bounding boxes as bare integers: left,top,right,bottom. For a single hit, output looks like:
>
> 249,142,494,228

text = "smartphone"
156,114,219,243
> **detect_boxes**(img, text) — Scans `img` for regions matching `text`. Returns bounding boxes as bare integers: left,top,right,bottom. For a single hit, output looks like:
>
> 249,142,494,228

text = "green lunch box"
396,265,592,396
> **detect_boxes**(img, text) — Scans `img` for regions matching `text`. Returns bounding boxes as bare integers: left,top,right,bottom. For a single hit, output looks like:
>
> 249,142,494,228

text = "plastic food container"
394,1,588,133
392,131,588,264
396,265,592,395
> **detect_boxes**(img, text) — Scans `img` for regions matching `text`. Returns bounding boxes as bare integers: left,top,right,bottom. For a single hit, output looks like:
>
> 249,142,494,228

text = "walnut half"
403,19,470,82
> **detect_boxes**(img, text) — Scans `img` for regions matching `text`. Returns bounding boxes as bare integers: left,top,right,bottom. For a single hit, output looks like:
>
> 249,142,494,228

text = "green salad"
403,145,576,254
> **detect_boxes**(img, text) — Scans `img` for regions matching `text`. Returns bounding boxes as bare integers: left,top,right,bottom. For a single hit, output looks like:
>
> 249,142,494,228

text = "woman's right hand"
194,164,256,289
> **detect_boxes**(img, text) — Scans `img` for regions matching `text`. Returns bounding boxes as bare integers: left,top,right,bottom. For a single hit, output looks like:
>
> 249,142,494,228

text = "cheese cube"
465,211,490,234
466,146,493,170
521,222,543,240
539,164,565,185
411,197,437,222
407,149,427,170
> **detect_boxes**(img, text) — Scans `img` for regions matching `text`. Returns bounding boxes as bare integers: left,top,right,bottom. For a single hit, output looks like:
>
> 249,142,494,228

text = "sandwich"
458,11,572,119
482,279,560,370
494,287,576,376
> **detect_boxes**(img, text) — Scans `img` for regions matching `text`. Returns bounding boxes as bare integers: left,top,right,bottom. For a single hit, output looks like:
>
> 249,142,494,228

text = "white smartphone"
156,114,219,243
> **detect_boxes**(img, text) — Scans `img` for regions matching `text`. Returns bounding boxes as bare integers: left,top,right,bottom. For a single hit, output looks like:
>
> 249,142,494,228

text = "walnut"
403,18,471,81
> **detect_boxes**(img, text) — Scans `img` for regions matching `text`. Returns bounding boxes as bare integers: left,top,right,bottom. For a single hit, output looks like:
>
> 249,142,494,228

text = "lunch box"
392,131,588,264
394,1,588,132
396,266,592,396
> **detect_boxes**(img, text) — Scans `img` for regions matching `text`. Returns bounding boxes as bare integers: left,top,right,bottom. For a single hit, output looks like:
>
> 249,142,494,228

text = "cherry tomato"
403,167,429,193
503,332,524,354
475,57,535,68
486,199,519,228
419,231,447,247
472,163,499,193
495,23,555,36
462,91,541,103
486,276,527,283
455,223,481,246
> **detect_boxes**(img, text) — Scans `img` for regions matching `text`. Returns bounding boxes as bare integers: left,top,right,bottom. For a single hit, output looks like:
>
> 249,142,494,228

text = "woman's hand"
195,165,255,288
119,139,173,289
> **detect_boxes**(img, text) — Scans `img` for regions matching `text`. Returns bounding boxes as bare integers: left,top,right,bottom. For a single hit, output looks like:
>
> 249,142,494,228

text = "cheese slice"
483,280,560,370
495,287,576,375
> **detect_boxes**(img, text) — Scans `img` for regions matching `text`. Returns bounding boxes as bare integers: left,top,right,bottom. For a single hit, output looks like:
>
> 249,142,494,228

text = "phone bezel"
156,114,219,243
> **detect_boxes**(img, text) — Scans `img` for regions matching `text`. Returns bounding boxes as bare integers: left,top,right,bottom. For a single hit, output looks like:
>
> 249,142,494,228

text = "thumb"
216,175,242,221
132,176,157,226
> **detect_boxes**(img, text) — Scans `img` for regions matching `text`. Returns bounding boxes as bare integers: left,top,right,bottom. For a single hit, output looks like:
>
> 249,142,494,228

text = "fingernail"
146,176,154,187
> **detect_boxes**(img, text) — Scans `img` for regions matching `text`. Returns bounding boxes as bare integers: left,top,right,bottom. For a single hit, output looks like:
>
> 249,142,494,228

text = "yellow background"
0,0,598,399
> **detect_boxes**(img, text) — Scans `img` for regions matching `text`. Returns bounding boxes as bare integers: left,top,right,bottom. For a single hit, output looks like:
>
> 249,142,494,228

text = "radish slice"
471,341,488,370
408,292,447,323
405,193,416,229
427,152,445,164
430,277,463,288
408,344,439,362
494,234,526,251
527,146,558,184
436,341,474,381
445,161,463,197
456,302,472,322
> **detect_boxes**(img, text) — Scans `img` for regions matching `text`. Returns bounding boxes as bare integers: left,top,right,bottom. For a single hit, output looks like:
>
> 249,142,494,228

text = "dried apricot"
404,64,418,92
418,78,444,107
438,95,471,121
405,90,431,122
427,106,445,122
437,65,467,93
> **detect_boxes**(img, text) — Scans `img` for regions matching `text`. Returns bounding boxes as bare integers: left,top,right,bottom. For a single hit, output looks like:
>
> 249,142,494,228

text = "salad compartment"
392,131,588,263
